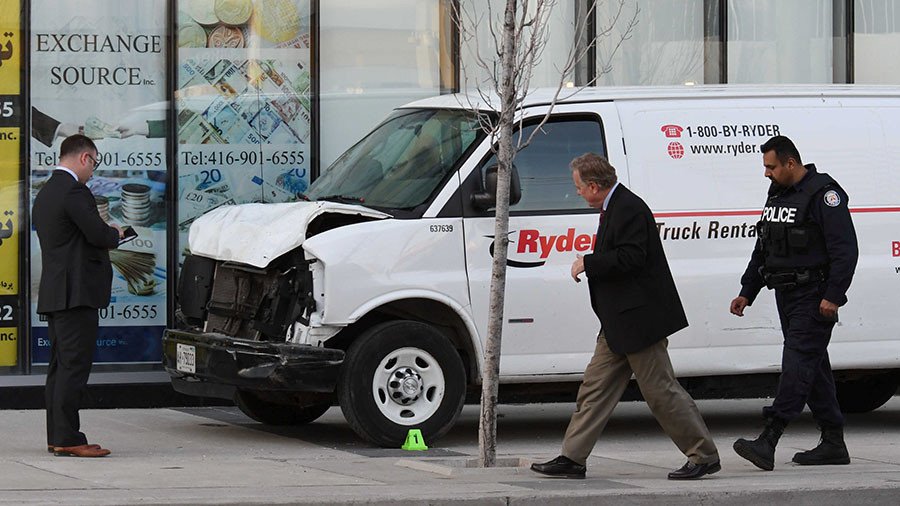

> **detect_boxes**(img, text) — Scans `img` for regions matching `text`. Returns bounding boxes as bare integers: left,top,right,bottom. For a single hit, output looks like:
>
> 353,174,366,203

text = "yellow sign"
0,1,20,95
0,1,19,366
0,327,15,366
0,128,18,297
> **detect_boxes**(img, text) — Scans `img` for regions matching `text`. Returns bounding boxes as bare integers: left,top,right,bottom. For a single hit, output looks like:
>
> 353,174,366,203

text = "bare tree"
453,0,639,467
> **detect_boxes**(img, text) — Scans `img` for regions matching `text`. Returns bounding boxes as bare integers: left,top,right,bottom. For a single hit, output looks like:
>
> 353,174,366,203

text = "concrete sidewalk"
1,397,898,505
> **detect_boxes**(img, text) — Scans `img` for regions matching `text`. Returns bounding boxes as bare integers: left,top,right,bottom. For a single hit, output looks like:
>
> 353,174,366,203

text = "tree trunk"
478,0,518,468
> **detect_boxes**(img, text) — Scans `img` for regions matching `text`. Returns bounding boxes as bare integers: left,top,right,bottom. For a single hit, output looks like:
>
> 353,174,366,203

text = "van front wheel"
338,320,466,447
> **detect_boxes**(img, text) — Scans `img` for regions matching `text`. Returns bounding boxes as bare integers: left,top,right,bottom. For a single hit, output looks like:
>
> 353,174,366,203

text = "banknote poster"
176,0,312,255
29,0,167,364
0,1,21,367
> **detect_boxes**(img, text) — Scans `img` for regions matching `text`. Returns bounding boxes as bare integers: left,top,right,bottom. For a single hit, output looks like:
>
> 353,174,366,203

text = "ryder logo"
486,232,544,268
488,229,597,268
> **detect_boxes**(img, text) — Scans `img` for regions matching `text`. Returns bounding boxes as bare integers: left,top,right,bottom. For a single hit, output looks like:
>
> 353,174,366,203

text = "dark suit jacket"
582,185,688,355
33,170,119,314
32,107,61,148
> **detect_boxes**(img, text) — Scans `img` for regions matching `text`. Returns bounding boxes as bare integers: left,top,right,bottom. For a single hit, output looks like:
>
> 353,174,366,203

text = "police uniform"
739,163,859,427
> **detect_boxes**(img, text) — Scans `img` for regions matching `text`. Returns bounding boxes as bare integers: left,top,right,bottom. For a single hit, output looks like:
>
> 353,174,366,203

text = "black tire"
338,320,466,447
234,390,332,425
836,374,899,413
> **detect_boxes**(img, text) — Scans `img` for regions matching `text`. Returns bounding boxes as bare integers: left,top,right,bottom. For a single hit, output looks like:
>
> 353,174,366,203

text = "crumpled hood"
188,201,390,268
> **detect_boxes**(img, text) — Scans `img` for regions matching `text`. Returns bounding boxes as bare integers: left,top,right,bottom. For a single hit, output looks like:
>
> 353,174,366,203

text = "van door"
460,103,625,376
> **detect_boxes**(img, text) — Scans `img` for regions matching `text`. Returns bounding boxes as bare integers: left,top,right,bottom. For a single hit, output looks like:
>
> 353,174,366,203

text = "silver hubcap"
389,368,423,404
372,347,445,425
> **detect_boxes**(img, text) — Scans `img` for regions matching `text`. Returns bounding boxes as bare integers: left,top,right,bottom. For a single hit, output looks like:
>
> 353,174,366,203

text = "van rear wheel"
235,390,332,425
338,320,466,447
835,374,899,413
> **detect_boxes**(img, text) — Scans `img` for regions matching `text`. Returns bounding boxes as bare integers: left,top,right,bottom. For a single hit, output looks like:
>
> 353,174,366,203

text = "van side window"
479,117,606,212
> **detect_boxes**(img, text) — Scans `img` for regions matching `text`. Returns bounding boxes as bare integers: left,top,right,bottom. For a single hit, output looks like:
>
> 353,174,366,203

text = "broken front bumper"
162,329,344,400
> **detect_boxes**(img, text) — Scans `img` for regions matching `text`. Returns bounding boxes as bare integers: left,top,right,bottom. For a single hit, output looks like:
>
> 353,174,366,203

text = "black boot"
733,417,786,471
792,425,850,465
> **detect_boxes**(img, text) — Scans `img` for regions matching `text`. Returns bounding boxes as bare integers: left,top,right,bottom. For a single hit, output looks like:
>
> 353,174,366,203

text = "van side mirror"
471,163,522,210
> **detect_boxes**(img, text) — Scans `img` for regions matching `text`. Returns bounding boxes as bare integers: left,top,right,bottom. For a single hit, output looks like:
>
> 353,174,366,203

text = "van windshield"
306,108,484,210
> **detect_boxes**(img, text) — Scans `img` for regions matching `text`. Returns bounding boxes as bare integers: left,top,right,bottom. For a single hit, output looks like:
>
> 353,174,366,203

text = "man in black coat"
532,153,719,480
33,134,122,457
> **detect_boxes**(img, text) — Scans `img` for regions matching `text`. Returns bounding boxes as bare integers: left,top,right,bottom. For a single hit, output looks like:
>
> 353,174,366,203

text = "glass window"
596,0,706,85
854,0,900,83
307,108,482,210
727,0,833,83
29,0,168,367
458,0,577,90
478,118,606,212
175,0,313,262
319,0,449,169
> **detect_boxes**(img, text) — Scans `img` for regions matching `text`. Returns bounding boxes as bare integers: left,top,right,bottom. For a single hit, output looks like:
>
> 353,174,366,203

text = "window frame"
459,112,609,218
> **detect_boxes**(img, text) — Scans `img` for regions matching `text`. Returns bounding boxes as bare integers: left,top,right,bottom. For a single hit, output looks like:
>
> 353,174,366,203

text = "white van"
164,86,900,446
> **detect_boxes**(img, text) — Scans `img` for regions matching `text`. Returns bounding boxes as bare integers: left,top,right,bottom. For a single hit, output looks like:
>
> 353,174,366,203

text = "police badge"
824,189,841,207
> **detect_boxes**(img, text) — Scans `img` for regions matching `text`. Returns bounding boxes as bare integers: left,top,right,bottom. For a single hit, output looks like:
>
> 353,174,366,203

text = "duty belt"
760,267,826,291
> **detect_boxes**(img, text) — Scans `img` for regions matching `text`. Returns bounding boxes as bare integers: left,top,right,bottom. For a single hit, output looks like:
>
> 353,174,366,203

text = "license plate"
176,343,196,374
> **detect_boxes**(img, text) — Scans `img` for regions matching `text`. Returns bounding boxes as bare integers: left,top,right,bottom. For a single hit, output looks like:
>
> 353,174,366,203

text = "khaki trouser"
561,334,719,466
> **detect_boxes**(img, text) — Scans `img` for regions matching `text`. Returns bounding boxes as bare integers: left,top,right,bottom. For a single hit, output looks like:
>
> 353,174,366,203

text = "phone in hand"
119,226,138,245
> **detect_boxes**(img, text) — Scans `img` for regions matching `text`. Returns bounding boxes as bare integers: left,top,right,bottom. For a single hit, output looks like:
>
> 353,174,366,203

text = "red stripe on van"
653,207,900,218
848,207,900,213
653,210,759,218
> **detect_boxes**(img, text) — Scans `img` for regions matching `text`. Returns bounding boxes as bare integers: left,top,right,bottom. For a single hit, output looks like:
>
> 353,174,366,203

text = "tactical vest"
756,172,838,270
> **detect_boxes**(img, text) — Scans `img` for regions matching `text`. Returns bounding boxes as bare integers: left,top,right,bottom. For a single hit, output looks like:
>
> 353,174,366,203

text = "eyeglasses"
86,153,102,170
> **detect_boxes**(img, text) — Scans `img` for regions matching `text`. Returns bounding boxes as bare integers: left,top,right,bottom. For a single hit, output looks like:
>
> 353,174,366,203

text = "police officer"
729,135,858,471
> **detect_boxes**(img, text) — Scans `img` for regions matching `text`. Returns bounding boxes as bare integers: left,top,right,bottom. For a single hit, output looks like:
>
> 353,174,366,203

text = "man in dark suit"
33,134,122,457
531,153,719,480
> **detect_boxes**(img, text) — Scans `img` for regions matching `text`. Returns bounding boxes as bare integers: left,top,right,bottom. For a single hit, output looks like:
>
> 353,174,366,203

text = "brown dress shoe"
53,444,111,457
48,444,100,453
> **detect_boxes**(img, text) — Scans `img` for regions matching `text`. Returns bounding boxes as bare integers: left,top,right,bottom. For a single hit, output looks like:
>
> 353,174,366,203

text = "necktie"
595,209,605,247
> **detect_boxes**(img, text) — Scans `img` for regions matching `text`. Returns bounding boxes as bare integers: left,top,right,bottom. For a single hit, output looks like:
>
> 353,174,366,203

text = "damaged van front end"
164,105,487,439
162,201,389,406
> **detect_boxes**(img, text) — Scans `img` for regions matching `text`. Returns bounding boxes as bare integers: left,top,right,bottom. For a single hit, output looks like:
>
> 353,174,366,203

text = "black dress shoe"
530,455,586,479
667,460,721,480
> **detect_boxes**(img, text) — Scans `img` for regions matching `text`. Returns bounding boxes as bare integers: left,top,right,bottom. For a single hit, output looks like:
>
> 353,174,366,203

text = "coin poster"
29,0,168,364
0,1,21,367
176,0,312,250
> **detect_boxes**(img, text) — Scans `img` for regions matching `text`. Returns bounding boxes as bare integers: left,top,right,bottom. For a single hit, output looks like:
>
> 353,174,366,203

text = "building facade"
1,0,898,383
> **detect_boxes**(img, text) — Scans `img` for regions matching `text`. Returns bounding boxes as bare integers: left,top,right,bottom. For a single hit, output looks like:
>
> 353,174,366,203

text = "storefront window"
596,0,706,85
458,0,576,91
854,0,900,83
175,0,313,263
727,0,833,83
319,0,449,169
29,0,169,367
